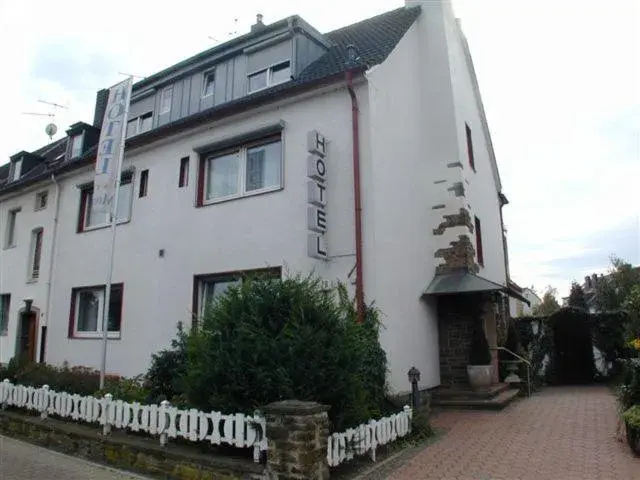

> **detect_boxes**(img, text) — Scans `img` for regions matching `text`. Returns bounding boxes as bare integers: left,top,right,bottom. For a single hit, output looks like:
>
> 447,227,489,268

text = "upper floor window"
0,294,10,336
4,208,20,248
127,112,153,138
71,134,83,159
160,87,173,115
9,159,22,182
35,191,48,211
77,176,133,232
199,136,282,204
248,61,291,93
28,228,43,282
179,157,189,188
475,216,484,266
69,284,123,338
465,123,475,171
202,71,215,98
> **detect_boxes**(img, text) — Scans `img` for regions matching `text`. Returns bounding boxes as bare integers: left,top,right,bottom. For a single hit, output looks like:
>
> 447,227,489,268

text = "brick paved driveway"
388,386,638,480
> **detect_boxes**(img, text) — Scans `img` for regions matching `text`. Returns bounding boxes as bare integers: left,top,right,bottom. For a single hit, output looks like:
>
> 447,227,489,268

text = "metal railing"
491,346,532,397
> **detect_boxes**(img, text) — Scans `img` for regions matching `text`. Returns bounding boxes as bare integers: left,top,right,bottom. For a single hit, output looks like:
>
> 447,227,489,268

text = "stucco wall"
0,181,57,363
44,86,361,379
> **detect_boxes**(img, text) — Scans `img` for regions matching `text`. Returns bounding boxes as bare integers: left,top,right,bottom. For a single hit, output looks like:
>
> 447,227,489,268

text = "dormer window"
160,86,173,115
202,71,215,98
70,133,83,159
9,158,22,181
248,61,291,93
127,112,153,138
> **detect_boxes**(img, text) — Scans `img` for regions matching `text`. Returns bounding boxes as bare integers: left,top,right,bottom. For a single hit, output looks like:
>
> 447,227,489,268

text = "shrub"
469,320,491,365
14,362,102,396
617,358,640,410
184,273,388,431
591,311,629,374
624,404,640,429
146,322,188,403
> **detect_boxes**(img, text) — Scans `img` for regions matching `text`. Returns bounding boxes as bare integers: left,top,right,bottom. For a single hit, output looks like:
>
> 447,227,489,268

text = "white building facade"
0,1,520,394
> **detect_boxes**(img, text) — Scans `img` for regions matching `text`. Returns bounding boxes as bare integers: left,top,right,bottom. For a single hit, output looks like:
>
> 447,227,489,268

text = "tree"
594,256,640,312
567,282,588,311
532,286,561,316
623,284,640,340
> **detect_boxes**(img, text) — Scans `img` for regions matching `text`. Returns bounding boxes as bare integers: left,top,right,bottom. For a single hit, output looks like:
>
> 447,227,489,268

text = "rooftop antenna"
22,100,67,140
228,18,239,37
118,72,146,79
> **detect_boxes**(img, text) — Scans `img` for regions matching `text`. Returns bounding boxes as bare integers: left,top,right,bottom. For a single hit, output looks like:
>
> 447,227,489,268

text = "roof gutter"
346,69,365,324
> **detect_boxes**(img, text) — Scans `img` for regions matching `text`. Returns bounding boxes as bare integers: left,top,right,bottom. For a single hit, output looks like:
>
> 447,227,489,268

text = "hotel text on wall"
306,130,328,260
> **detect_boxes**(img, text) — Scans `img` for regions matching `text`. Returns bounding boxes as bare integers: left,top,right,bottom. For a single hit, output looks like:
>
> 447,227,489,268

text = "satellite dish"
45,123,58,140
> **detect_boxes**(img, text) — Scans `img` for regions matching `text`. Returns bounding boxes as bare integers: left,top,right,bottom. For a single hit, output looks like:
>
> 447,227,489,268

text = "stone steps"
431,383,521,410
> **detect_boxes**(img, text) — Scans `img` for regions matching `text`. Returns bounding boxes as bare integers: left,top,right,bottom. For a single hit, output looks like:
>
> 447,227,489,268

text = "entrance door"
18,312,37,362
552,310,595,384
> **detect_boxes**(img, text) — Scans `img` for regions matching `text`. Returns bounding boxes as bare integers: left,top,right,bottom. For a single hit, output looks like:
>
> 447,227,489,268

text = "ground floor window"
193,267,281,324
69,284,123,338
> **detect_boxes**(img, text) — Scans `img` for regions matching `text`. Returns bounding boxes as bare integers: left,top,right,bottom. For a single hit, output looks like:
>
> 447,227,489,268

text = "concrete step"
433,383,510,400
432,388,521,410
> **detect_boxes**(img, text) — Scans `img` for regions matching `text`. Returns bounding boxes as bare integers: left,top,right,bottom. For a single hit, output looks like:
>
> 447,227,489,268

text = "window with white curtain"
72,285,123,337
203,137,282,203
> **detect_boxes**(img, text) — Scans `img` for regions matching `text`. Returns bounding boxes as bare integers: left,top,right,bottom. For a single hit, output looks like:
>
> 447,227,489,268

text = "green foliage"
184,274,388,431
616,359,640,410
97,375,151,403
591,311,629,372
623,285,640,341
146,322,188,403
623,405,640,430
469,320,491,365
567,282,588,311
595,256,640,313
532,287,561,316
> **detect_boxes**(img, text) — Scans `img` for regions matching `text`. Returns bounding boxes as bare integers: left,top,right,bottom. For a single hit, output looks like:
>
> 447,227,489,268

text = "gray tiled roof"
0,5,421,194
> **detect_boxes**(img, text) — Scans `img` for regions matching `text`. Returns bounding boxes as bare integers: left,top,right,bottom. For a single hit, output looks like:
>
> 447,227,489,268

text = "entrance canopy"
423,270,530,305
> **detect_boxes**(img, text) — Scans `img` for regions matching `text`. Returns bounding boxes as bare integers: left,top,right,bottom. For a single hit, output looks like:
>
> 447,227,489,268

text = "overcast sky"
0,0,638,296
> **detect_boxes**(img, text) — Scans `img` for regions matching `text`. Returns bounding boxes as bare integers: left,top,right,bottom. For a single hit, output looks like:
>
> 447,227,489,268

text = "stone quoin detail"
434,234,479,274
433,208,473,235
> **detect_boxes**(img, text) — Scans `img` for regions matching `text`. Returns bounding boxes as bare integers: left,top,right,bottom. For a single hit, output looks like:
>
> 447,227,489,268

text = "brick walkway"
388,386,638,480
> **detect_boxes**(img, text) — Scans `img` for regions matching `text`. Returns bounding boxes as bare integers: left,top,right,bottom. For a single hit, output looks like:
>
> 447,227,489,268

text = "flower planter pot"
467,365,494,389
626,421,640,457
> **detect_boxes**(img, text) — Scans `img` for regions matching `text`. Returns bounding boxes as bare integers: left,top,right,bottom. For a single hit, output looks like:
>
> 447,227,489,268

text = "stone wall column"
264,400,330,480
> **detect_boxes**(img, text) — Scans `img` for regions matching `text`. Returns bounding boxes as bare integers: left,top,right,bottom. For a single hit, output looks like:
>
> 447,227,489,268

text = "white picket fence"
326,406,412,467
0,379,267,462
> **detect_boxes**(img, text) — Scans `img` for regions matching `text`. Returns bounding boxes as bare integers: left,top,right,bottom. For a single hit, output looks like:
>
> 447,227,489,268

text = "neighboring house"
0,0,523,394
508,281,540,317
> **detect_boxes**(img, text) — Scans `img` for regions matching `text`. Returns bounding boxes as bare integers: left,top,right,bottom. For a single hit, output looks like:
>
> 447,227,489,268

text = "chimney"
251,13,266,33
93,89,109,129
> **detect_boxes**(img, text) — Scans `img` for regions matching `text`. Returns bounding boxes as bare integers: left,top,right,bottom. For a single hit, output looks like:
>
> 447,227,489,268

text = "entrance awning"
423,271,530,305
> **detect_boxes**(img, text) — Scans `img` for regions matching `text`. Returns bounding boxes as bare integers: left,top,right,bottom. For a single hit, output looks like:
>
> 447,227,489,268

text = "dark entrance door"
17,312,37,362
552,310,595,384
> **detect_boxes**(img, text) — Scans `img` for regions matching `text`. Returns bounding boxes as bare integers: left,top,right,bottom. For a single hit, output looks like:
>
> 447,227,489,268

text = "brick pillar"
264,400,330,480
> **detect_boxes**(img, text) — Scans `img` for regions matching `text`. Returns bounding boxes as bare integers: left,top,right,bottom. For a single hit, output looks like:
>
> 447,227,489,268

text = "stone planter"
626,421,640,457
467,365,493,389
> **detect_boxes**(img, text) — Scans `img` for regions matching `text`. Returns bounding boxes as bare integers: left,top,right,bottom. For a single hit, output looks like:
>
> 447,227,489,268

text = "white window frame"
10,159,22,181
127,112,153,138
27,227,44,283
0,294,10,336
4,208,20,248
203,138,283,205
70,133,84,159
202,70,215,98
72,286,122,339
160,87,173,115
35,191,48,211
247,60,291,93
80,178,133,232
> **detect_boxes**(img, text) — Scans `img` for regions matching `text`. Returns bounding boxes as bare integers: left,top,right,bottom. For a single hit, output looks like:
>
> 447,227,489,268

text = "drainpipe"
345,69,365,324
43,173,61,362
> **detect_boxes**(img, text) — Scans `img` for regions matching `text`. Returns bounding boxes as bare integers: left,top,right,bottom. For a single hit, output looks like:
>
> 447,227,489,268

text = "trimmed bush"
183,274,388,431
146,322,188,403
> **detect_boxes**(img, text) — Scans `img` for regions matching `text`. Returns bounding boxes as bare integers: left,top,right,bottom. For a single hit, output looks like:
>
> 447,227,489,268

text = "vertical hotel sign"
306,130,329,260
92,78,133,218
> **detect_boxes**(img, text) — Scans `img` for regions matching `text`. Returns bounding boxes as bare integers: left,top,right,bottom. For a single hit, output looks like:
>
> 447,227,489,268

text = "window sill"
247,78,290,95
3,244,16,250
79,218,130,234
26,278,39,284
71,332,121,340
201,185,283,206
